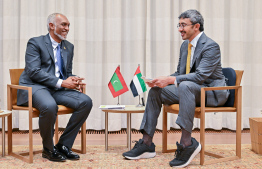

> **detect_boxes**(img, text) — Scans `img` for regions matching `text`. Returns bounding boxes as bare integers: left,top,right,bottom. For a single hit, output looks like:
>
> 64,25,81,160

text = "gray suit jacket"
17,34,75,105
170,33,229,106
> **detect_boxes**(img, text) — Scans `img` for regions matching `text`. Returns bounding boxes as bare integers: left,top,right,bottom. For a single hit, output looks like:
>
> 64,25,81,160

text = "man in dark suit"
17,13,93,162
123,9,229,168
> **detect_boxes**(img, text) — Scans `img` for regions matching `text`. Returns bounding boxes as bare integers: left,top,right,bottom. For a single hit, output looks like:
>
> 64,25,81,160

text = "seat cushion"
12,105,74,118
222,68,236,107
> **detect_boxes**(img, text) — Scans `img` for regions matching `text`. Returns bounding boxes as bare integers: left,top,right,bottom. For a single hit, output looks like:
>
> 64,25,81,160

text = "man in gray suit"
17,13,93,162
123,9,229,168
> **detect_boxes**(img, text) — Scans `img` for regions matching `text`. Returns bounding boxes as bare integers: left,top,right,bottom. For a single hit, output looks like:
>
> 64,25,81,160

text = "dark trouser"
140,81,202,138
31,88,92,150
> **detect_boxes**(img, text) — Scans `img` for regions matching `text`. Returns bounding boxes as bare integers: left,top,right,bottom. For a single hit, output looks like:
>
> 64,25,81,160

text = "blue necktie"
56,44,65,79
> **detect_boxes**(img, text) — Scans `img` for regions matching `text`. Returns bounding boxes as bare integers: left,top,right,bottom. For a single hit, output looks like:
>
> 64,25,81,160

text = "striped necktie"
186,43,193,74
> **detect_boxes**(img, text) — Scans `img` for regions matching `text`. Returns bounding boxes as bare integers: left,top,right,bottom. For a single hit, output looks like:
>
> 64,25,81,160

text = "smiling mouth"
62,31,68,36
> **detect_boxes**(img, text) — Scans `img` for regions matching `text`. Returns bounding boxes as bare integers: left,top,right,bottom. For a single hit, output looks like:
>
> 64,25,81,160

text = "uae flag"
108,66,129,98
130,66,147,97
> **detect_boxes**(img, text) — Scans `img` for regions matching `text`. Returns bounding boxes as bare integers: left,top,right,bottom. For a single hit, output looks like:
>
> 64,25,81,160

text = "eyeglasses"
177,23,195,29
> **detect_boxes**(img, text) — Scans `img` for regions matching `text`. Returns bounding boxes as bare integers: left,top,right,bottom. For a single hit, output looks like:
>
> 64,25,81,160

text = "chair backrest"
222,68,243,107
10,69,24,85
9,69,24,105
235,70,244,86
222,68,236,107
234,70,244,107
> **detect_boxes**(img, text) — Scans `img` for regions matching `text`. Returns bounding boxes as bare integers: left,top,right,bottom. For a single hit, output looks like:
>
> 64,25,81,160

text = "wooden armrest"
201,86,241,91
8,84,87,94
7,84,32,90
200,85,242,108
7,84,33,112
8,84,85,112
82,84,86,94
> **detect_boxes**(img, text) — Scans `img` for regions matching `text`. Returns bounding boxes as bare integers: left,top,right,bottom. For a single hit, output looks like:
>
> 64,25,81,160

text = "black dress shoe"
55,143,80,160
42,147,66,162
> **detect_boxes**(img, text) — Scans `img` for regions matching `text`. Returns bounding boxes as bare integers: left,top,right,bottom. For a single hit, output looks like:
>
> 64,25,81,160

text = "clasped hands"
61,76,85,92
145,76,176,88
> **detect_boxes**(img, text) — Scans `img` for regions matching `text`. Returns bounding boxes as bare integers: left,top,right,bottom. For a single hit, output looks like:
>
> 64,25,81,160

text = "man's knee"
178,81,198,93
179,81,192,89
38,101,58,119
148,87,161,98
78,94,93,113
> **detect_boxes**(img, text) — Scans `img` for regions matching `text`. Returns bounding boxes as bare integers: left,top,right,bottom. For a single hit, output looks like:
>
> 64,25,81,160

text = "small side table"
0,110,12,157
101,105,145,151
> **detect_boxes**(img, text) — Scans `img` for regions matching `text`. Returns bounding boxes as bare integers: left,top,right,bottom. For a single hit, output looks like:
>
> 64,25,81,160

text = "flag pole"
117,64,120,105
136,64,144,107
136,95,143,107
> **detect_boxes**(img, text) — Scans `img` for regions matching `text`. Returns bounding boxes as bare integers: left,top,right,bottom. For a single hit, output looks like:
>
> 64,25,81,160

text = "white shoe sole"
124,152,156,160
173,143,202,168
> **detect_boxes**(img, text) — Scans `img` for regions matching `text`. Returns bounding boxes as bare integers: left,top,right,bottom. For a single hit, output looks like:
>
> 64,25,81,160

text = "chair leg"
8,113,12,155
55,117,59,144
200,88,206,165
81,121,86,154
29,114,33,163
7,85,13,155
200,118,205,165
236,113,241,158
8,113,41,163
162,108,168,153
236,86,242,158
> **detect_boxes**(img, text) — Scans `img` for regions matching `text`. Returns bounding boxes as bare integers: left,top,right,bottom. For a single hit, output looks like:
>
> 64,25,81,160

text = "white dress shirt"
49,34,63,88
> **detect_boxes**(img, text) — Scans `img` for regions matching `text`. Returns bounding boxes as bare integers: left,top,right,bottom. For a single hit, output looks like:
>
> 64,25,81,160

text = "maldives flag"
130,66,147,97
108,66,129,98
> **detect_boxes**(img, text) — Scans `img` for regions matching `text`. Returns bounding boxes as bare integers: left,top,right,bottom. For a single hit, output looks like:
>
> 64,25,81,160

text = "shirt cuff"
56,79,63,88
174,79,178,87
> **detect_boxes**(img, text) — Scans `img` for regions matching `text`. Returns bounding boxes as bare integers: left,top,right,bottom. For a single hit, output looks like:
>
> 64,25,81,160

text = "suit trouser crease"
32,88,92,150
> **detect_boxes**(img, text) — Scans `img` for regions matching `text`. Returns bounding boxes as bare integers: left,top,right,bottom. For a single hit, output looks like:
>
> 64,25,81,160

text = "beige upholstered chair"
7,68,86,163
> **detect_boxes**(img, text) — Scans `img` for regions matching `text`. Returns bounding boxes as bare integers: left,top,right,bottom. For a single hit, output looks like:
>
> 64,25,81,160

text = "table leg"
127,113,131,150
105,112,108,151
2,117,5,156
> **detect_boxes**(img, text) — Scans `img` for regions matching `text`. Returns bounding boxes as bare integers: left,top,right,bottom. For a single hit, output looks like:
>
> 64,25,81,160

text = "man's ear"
49,23,55,30
194,23,200,31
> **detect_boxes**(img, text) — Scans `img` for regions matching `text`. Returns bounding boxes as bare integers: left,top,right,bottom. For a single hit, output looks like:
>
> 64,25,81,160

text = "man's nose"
178,26,183,31
65,25,69,31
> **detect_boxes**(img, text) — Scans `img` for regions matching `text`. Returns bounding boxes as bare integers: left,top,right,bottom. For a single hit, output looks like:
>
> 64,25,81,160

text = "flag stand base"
136,95,144,107
136,103,144,107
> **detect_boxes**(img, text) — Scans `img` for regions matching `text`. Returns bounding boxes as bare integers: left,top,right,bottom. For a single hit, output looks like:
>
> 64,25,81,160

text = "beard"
54,26,67,40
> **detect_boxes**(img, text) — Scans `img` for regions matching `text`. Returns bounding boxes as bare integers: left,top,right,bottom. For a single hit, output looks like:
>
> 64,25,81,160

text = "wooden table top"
0,110,12,118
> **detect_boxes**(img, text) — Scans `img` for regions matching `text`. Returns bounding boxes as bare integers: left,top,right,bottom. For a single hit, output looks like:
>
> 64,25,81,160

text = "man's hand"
70,76,85,92
146,81,157,88
61,76,86,92
147,76,176,88
72,76,85,92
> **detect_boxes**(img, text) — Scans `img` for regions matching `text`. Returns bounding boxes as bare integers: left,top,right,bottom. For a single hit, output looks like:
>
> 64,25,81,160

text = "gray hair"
47,13,61,32
178,9,204,31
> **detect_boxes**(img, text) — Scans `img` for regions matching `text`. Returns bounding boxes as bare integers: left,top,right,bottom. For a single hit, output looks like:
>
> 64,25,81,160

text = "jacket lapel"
61,41,68,71
181,42,189,74
44,34,55,64
191,32,207,71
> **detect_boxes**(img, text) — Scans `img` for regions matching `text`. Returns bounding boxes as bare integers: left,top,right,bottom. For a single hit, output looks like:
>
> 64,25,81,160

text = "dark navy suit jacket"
17,34,74,105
